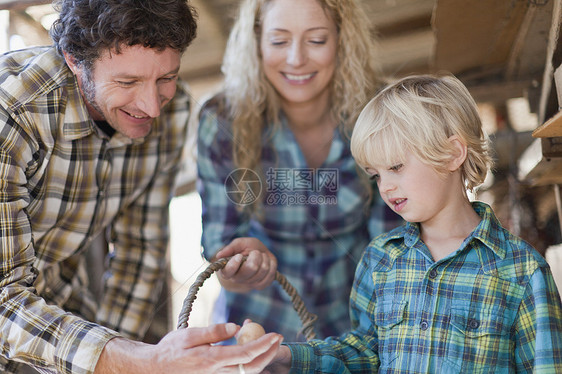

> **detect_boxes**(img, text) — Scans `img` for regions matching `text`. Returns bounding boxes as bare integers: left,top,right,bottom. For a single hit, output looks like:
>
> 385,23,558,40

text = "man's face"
67,45,181,139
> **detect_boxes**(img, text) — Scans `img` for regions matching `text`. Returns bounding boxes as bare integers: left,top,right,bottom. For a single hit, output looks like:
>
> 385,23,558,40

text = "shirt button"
420,320,429,330
428,269,438,279
468,318,480,329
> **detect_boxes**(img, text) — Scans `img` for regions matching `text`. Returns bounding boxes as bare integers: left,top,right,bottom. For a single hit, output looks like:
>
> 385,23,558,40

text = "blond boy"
267,74,562,373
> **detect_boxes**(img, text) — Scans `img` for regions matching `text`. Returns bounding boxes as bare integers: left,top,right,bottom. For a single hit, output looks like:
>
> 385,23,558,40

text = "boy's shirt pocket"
446,304,515,371
374,298,408,368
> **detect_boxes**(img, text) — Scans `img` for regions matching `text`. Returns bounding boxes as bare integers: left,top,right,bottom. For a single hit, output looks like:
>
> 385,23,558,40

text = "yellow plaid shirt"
0,47,190,373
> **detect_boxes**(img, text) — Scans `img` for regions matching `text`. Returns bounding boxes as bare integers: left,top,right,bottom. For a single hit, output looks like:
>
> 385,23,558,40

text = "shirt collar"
274,112,346,164
469,201,507,259
382,201,507,261
1,47,67,111
61,74,98,141
0,47,94,141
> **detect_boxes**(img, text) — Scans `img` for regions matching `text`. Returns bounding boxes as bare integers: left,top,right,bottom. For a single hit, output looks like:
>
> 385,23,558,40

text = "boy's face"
66,45,181,139
365,149,460,225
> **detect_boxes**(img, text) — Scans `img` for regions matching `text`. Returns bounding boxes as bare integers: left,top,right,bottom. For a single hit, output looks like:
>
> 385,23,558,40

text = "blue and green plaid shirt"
197,98,400,341
288,202,562,373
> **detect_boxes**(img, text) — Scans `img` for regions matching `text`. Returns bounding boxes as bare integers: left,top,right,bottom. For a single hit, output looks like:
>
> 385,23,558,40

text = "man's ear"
62,51,80,76
447,135,467,172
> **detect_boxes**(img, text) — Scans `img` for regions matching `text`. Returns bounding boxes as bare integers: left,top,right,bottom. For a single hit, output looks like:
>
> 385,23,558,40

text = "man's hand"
94,323,283,374
215,237,277,292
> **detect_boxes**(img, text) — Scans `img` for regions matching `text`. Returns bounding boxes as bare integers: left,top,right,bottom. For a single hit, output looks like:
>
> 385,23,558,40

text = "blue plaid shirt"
197,98,400,341
287,201,562,373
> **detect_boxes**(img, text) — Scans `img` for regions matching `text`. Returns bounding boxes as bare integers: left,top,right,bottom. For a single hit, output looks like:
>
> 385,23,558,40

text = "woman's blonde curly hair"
221,0,383,176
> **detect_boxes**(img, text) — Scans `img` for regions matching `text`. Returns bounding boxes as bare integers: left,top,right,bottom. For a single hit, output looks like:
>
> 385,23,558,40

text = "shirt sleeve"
95,83,191,340
0,107,120,374
287,250,380,373
514,264,562,372
197,102,251,259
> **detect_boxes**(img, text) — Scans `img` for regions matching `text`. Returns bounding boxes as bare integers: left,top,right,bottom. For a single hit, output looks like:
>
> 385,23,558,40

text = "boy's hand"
262,345,292,374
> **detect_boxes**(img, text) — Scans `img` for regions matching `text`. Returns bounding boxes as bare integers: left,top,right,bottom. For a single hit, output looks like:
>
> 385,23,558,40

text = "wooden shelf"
533,111,562,138
518,138,562,186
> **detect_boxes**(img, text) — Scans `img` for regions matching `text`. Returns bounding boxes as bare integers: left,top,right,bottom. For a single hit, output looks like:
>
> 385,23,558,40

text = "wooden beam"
10,10,52,47
518,0,562,186
505,0,552,82
361,0,436,31
505,4,537,79
537,0,562,124
178,0,226,80
554,184,562,236
467,80,532,104
518,138,562,185
432,0,528,75
379,28,434,76
0,1,51,11
534,65,562,138
533,111,562,138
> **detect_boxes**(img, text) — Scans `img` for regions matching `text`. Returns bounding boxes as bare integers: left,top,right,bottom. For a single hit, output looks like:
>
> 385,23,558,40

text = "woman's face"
260,0,338,109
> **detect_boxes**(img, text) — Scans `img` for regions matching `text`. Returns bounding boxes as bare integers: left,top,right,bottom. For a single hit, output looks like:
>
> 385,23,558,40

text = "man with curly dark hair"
0,1,282,373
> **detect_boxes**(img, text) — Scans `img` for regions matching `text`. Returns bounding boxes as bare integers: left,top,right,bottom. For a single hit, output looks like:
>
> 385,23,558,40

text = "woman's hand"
215,237,278,292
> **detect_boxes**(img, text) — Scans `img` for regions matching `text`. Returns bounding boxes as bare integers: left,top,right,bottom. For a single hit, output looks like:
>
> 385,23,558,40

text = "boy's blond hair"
351,74,493,191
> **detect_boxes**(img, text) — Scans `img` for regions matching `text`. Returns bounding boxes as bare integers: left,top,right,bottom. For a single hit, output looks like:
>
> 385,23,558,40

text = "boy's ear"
447,135,467,172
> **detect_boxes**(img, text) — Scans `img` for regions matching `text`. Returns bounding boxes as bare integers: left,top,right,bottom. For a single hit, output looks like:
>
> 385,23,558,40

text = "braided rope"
176,257,317,341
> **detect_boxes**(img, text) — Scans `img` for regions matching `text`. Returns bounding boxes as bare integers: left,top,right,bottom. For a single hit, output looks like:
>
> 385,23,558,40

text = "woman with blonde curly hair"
197,0,400,340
